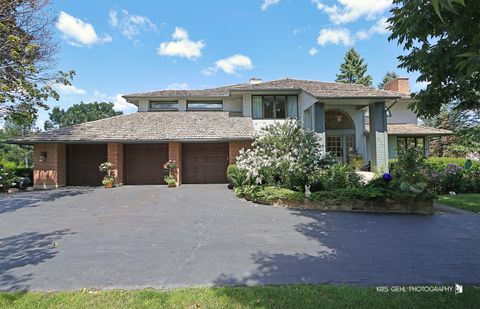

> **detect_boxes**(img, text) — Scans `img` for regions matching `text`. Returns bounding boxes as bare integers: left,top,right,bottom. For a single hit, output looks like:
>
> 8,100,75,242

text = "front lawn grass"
436,194,480,213
1,285,479,309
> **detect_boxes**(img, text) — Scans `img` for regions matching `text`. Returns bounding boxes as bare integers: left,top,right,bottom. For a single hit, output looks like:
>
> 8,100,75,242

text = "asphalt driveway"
0,185,479,291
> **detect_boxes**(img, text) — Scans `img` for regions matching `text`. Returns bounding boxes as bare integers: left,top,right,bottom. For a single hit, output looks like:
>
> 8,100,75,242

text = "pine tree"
335,47,373,86
378,71,399,89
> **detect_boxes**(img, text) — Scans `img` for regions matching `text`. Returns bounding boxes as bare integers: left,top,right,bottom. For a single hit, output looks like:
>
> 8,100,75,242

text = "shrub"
310,186,435,202
227,164,247,188
0,166,20,191
236,185,304,202
309,163,361,191
391,147,427,185
425,157,480,172
236,119,326,190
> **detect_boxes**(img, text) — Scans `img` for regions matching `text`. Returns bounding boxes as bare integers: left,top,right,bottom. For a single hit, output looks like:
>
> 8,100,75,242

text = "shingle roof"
365,123,453,135
124,78,409,99
124,83,248,98
8,112,254,144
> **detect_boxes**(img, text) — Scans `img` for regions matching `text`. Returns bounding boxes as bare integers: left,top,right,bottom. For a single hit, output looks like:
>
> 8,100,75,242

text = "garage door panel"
67,144,107,186
125,144,168,185
182,143,228,184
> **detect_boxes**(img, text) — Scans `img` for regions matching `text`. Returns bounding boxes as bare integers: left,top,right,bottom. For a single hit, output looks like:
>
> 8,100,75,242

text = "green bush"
310,186,436,202
309,163,361,191
227,164,247,188
14,167,33,178
235,185,304,202
424,157,480,172
391,148,427,185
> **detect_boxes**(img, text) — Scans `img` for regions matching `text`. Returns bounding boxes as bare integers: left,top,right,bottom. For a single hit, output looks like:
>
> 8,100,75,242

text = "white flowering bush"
236,119,327,190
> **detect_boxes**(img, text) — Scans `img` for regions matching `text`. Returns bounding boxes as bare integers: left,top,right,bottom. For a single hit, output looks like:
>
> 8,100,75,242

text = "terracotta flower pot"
104,182,113,189
168,183,176,188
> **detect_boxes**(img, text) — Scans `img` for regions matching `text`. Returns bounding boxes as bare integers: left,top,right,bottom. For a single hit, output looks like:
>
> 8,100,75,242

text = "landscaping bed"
236,186,434,214
229,120,447,216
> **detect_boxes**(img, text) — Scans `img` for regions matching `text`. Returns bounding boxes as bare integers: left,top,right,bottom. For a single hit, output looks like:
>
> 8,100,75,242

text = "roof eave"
7,136,254,145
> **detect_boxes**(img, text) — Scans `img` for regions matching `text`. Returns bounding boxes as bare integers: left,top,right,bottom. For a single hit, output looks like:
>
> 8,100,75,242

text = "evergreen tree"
335,47,372,86
378,71,399,89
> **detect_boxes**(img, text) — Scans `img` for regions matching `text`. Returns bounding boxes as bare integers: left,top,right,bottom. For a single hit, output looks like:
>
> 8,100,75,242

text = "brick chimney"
384,77,410,94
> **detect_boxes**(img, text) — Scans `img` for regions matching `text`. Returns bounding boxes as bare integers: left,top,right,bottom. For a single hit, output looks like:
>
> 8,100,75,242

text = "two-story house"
10,77,452,188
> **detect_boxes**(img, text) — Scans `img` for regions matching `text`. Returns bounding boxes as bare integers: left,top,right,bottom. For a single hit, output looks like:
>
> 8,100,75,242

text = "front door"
326,134,355,163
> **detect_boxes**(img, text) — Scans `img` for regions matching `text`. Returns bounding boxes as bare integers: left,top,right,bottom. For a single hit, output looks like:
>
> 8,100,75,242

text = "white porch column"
369,102,389,172
314,102,326,154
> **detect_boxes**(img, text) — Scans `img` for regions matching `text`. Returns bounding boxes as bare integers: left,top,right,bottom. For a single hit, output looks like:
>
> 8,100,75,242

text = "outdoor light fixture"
336,115,343,122
39,151,47,162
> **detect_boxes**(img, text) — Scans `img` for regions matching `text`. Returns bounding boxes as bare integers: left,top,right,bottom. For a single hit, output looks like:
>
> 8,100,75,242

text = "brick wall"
228,141,252,165
168,142,182,184
107,143,124,185
33,144,66,189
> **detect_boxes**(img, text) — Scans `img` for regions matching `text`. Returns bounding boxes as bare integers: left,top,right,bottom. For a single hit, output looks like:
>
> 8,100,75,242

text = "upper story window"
252,95,298,119
187,101,223,111
150,101,178,111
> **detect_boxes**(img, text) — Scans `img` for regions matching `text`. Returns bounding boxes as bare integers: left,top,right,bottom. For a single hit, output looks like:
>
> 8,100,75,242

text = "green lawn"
1,285,479,309
436,194,480,213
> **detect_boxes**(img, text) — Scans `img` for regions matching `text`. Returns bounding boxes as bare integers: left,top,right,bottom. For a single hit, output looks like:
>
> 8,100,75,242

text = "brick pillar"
168,142,182,185
108,143,124,185
228,141,252,165
33,144,66,189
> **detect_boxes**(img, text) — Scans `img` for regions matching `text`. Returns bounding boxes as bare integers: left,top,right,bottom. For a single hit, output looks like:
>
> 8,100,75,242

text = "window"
252,95,298,119
397,137,425,152
150,101,178,110
187,101,223,110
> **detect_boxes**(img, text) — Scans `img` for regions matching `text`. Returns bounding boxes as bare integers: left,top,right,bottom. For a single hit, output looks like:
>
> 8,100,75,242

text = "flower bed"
236,186,433,214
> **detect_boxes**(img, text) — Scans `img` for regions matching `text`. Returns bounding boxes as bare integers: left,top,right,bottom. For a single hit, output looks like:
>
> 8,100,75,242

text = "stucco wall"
223,98,242,112
388,100,417,124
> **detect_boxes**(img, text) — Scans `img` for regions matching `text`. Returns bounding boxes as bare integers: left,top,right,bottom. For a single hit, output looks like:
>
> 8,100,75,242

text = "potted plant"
163,160,177,188
99,162,115,188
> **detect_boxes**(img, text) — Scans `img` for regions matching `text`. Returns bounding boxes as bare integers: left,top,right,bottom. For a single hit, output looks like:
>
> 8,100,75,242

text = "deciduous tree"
0,0,73,124
44,102,123,130
388,0,480,117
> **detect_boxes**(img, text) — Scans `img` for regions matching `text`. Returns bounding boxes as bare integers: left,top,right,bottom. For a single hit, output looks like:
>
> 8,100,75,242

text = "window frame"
396,136,425,152
251,95,299,119
149,101,179,111
186,101,223,111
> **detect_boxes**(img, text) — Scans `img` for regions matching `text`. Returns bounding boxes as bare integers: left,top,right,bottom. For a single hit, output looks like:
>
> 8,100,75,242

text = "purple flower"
383,173,392,182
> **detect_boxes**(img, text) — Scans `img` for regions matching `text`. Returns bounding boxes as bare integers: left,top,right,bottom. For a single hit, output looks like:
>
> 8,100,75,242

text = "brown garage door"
67,144,107,186
182,143,228,184
125,144,168,185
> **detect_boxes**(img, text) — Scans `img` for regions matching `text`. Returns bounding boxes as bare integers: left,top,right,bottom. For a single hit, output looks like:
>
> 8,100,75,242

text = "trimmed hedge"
235,186,305,203
235,185,435,204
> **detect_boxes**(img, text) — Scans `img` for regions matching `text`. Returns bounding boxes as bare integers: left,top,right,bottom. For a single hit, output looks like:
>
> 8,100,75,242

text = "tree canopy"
0,0,73,125
388,0,480,117
378,71,399,90
44,102,123,130
335,47,373,87
422,106,480,157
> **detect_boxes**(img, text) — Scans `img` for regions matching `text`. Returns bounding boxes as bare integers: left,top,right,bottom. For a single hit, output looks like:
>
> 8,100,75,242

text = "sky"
39,0,424,128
